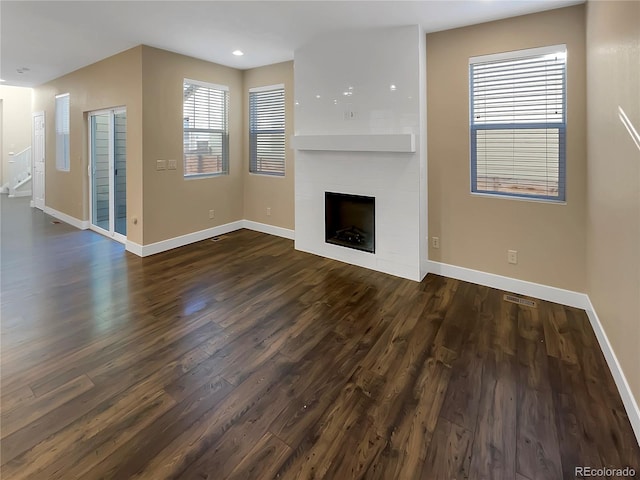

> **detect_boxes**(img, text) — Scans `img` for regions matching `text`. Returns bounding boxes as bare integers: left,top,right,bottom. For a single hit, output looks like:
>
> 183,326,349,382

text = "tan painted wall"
31,45,276,245
32,46,144,244
0,86,33,187
586,0,640,407
426,5,587,291
242,61,295,230
140,46,244,244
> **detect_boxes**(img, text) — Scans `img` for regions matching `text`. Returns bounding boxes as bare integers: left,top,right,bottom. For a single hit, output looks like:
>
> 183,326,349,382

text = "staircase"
6,147,32,197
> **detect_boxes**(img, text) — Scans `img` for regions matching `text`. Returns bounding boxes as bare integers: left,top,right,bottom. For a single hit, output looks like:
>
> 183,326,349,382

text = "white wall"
293,26,427,281
0,86,33,188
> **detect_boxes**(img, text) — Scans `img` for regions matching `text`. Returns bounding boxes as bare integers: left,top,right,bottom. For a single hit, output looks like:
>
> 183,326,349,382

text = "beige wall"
140,46,244,244
426,5,587,291
586,0,640,407
32,46,144,244
242,61,295,230
0,86,33,187
32,45,294,246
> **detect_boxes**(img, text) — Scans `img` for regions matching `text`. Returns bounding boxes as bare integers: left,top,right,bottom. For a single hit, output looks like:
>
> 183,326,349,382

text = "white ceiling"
1,0,583,87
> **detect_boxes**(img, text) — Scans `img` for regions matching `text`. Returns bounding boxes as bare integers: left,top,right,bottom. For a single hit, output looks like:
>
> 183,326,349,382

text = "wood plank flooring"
1,196,639,479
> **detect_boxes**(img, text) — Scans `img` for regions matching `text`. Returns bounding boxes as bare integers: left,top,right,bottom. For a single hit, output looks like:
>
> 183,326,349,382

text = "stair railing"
8,147,32,197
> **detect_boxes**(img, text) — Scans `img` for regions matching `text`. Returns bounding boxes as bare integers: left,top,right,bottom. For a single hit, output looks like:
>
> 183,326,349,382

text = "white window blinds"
470,45,566,201
183,79,229,177
249,85,285,176
55,93,70,172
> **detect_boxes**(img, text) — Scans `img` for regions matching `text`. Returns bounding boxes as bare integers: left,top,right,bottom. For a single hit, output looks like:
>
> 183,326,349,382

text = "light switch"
168,159,177,170
156,159,166,171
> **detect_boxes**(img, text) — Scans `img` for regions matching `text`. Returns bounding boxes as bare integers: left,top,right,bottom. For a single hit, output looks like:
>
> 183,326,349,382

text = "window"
470,45,566,201
249,85,285,176
55,93,70,171
183,79,229,177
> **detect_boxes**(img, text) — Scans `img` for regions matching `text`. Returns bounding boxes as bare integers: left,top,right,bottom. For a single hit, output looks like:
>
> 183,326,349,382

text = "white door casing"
32,111,45,210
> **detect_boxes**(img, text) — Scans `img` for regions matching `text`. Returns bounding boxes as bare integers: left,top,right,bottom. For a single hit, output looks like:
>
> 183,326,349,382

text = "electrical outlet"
156,159,166,171
209,209,215,219
432,236,440,249
508,250,518,264
267,207,271,216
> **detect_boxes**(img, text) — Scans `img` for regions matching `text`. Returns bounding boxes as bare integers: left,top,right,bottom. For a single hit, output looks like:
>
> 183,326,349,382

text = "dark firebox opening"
325,192,375,254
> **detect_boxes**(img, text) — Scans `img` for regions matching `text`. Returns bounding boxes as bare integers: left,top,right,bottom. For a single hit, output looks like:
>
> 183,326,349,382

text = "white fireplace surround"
293,25,428,281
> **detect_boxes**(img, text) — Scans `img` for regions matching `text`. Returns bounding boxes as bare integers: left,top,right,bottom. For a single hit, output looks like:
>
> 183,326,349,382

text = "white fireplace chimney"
293,25,428,281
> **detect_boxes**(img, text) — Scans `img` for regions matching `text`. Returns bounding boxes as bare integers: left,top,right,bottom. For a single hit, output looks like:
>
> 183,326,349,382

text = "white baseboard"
242,220,295,240
426,259,640,445
126,220,294,257
130,220,244,257
125,240,144,256
43,206,89,230
584,300,640,447
426,260,588,309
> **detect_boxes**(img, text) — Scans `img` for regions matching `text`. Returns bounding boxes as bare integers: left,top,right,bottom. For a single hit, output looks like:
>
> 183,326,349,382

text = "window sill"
471,192,566,205
184,173,228,180
248,172,286,179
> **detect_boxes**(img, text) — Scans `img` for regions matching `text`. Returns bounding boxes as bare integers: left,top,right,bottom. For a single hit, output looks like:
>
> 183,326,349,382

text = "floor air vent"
503,294,536,308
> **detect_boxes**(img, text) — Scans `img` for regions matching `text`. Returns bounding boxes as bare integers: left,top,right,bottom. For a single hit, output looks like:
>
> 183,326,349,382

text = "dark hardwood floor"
1,196,638,479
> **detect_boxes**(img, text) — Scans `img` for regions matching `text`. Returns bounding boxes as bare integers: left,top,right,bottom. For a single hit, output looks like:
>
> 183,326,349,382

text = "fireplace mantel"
291,134,415,153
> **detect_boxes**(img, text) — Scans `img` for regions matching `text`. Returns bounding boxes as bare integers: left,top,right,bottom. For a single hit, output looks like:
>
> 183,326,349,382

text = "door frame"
88,107,126,244
31,111,46,210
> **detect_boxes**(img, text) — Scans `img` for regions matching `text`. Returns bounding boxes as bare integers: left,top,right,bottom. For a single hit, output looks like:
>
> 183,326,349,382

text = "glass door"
90,108,126,242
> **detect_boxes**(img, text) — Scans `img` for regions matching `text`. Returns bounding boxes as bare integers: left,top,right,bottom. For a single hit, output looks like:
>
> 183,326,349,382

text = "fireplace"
325,192,375,253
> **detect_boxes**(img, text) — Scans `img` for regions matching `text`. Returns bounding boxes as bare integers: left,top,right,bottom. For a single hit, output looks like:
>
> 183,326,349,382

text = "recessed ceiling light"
232,50,244,56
